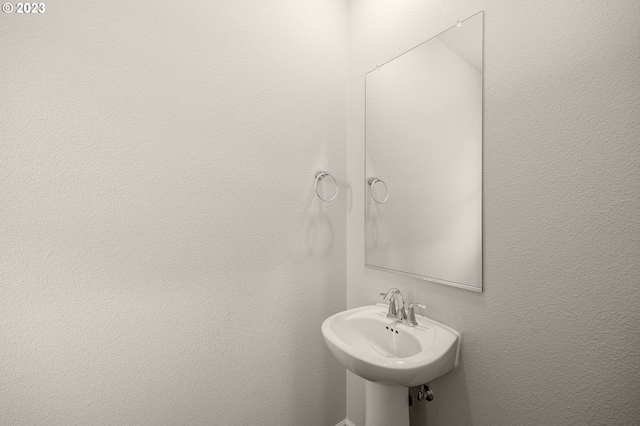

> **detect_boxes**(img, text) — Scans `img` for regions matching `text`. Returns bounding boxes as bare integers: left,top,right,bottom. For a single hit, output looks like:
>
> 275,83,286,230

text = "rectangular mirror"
365,11,483,291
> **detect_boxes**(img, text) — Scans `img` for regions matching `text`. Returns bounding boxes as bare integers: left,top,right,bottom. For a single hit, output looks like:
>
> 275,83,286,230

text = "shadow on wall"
307,211,334,256
307,175,339,256
409,354,472,425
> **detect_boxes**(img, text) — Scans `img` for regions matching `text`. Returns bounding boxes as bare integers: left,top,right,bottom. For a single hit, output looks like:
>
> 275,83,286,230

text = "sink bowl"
321,304,460,387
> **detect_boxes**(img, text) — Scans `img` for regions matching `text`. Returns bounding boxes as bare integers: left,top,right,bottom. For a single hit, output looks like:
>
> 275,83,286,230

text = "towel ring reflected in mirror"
368,177,389,204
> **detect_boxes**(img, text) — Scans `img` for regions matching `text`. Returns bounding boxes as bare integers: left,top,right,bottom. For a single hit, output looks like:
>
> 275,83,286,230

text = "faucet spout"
380,288,407,322
381,288,400,301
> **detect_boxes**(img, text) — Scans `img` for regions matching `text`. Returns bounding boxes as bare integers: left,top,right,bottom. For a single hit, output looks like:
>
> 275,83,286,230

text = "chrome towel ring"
315,171,338,202
368,177,389,204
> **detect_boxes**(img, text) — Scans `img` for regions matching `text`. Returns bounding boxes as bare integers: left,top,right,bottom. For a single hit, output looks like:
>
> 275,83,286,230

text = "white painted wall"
0,1,347,424
3,1,639,424
348,1,640,425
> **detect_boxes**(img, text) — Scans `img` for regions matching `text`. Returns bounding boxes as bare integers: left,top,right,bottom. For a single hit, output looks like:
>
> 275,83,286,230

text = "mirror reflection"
365,12,483,291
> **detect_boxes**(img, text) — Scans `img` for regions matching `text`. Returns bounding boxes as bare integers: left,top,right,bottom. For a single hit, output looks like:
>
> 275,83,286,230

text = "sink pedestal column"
364,380,410,426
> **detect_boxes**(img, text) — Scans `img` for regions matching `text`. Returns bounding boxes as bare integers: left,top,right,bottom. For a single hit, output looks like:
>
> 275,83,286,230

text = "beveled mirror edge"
365,264,483,293
364,11,485,292
365,10,484,76
480,9,485,293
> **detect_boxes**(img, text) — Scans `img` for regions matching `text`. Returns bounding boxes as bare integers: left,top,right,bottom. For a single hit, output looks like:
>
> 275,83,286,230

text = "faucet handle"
406,302,426,327
380,293,398,318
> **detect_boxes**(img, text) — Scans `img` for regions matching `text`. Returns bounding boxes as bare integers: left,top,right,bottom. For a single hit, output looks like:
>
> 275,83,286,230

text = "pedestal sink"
321,304,461,426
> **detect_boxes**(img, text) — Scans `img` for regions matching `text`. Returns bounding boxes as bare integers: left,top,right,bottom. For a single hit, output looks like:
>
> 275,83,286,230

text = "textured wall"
347,0,640,425
0,1,347,424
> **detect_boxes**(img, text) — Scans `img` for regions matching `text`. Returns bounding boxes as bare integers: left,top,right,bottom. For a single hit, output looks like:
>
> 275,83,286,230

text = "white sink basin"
322,304,460,387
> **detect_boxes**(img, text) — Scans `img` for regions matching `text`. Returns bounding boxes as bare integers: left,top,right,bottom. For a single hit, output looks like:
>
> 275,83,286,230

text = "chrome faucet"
380,288,398,318
380,288,425,327
406,302,426,327
380,288,406,322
